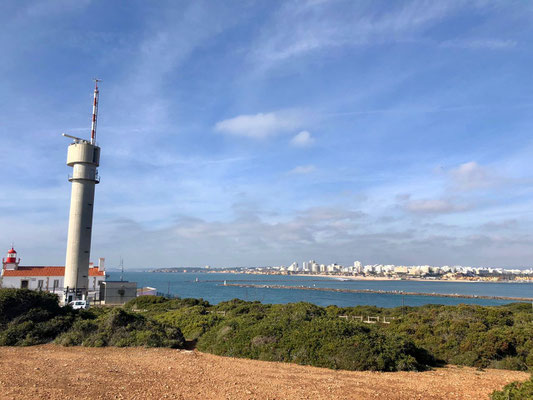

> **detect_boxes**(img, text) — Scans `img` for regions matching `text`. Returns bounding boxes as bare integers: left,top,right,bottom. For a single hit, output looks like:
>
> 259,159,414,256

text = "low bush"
128,298,532,371
491,375,533,399
56,308,185,348
0,289,185,349
154,306,223,340
0,289,64,325
124,295,169,309
0,289,74,345
197,302,435,371
387,303,533,370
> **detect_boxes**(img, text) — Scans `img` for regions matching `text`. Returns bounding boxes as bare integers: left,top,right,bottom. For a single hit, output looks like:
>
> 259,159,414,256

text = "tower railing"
67,173,100,183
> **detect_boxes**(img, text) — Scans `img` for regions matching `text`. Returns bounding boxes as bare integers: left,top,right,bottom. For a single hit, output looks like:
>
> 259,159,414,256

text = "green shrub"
0,289,74,345
56,308,185,348
0,289,63,324
197,302,434,371
387,303,533,369
125,296,212,317
124,295,169,309
0,289,184,349
490,357,529,371
154,306,223,340
491,375,533,399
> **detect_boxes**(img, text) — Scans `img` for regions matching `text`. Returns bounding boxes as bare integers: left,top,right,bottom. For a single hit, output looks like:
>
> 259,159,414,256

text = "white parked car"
69,300,90,310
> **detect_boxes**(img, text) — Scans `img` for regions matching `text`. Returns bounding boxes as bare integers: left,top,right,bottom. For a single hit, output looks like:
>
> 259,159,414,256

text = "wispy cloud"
394,161,510,215
107,1,243,134
23,0,91,18
449,161,502,191
250,1,460,69
289,165,316,175
440,38,517,49
403,198,471,214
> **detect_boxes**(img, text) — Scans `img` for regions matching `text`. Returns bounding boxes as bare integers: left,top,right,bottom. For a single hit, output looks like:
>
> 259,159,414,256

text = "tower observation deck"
63,80,101,302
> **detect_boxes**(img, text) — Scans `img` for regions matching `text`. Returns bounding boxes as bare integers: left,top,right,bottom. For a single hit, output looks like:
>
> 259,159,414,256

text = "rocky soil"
0,345,529,400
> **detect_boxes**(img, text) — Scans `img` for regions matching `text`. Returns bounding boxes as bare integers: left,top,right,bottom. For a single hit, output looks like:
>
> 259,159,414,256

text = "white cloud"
87,203,533,268
289,165,316,174
215,111,303,139
449,161,497,191
290,130,314,147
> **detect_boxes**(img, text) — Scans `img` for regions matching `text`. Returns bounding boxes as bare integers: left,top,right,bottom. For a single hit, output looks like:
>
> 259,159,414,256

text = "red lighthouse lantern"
2,247,20,270
6,248,17,263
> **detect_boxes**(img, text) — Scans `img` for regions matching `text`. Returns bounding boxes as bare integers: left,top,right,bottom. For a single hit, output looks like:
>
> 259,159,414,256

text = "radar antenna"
90,79,101,144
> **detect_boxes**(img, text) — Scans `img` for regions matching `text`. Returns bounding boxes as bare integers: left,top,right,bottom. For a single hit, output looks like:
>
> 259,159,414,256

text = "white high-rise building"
310,261,319,273
354,260,362,273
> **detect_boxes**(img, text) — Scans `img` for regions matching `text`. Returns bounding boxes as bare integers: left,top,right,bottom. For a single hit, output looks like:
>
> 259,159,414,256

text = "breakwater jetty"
221,283,533,302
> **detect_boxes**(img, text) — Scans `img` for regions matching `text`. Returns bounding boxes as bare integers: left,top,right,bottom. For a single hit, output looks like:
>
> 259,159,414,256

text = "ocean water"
108,271,533,308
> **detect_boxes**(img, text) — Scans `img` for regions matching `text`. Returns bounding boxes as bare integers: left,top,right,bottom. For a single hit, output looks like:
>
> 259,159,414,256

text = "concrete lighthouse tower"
63,80,102,302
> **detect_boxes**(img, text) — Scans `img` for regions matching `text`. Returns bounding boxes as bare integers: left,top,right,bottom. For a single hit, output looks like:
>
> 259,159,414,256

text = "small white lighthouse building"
1,247,105,293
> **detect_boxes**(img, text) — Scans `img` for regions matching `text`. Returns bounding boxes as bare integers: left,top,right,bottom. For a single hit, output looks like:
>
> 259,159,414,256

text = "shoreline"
144,270,533,284
296,273,519,283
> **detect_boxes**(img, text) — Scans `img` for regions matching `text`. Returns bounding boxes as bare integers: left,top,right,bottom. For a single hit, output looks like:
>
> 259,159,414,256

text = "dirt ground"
0,345,528,400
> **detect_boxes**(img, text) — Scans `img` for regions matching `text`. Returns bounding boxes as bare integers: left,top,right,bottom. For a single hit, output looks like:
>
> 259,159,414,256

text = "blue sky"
1,0,533,268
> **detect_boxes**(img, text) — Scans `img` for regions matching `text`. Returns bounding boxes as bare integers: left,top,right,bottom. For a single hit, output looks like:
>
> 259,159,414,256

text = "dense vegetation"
491,375,533,399
0,289,74,346
194,300,433,371
388,303,533,370
55,307,184,348
1,288,532,374
126,296,533,372
0,289,184,348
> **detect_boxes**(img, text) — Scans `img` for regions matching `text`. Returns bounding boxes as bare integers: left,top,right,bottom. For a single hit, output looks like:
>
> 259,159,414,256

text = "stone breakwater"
222,283,533,302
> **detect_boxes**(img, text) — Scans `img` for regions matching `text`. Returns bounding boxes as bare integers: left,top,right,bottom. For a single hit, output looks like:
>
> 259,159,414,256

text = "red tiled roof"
90,268,105,276
2,266,105,277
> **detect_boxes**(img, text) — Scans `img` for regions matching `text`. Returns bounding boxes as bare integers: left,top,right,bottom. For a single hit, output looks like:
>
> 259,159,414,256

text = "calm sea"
108,271,533,308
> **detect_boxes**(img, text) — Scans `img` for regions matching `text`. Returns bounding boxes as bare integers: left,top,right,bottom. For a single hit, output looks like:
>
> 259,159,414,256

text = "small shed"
99,281,137,305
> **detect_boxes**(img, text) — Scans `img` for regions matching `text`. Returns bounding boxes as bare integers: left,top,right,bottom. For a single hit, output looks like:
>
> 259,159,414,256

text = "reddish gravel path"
0,345,528,400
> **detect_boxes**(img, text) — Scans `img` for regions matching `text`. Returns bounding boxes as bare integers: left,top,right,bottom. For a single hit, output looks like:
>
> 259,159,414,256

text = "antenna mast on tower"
90,79,101,145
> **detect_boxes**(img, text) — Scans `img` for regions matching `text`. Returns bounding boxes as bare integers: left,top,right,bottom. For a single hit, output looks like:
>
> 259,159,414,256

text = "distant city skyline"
2,1,533,268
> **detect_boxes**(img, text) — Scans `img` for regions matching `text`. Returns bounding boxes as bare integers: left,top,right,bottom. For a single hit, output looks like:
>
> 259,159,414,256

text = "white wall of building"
1,274,104,292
